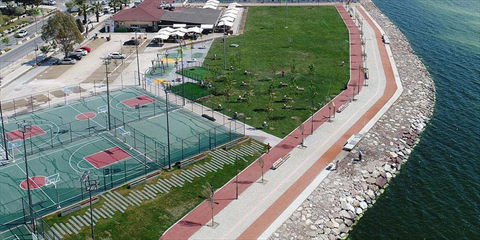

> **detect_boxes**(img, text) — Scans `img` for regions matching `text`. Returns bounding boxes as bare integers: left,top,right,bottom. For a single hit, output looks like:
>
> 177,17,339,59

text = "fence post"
133,129,136,149
214,127,217,148
209,130,211,150
143,135,147,156
50,128,54,148
94,80,97,96
181,139,184,160
122,108,125,127
124,161,127,183
70,122,73,142
30,95,34,112
137,104,141,121
13,99,16,117
88,118,91,136
229,121,232,141
198,134,201,154
79,84,82,99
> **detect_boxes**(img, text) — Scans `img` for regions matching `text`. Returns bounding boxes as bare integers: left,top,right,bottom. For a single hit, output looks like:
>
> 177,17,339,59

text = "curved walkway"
161,4,399,239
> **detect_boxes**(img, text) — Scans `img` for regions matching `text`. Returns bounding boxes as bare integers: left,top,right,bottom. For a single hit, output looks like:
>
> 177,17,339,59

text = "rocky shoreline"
270,2,436,240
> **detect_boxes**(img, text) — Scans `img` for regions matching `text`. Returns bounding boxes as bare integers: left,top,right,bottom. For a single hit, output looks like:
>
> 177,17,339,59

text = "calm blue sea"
349,0,480,239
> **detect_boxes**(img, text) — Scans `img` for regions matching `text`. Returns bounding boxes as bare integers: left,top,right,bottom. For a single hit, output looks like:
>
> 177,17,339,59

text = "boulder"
344,219,353,227
376,177,387,188
324,228,331,234
326,220,339,228
340,210,351,219
360,201,368,210
339,223,349,233
356,208,363,215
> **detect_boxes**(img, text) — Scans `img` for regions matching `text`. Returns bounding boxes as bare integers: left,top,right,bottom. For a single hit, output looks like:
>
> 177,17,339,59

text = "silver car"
58,58,76,65
108,52,126,59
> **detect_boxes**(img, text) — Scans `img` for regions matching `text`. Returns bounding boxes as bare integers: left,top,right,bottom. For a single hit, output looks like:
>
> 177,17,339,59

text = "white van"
103,7,112,14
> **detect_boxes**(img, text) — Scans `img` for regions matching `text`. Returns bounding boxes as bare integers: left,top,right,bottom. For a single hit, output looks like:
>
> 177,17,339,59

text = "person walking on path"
267,143,271,153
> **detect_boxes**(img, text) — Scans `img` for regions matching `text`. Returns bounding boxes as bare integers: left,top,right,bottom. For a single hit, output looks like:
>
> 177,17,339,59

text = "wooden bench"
271,153,291,170
283,104,292,109
296,87,305,91
278,82,289,88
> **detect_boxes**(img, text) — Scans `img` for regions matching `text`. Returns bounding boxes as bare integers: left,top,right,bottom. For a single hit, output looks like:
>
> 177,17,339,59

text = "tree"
65,1,75,12
308,64,317,135
201,182,215,227
40,45,51,56
2,37,10,46
293,116,305,147
258,158,265,183
267,81,275,120
75,18,84,33
42,11,84,57
91,1,102,22
75,0,91,34
109,0,122,13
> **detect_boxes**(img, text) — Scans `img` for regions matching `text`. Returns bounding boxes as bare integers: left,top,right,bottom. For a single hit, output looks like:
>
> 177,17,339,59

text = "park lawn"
46,139,265,240
171,82,214,100
178,67,212,81
198,6,349,137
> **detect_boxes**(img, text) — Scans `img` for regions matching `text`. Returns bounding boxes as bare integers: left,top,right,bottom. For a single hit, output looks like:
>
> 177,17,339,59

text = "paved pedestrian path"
48,140,263,239
161,3,400,239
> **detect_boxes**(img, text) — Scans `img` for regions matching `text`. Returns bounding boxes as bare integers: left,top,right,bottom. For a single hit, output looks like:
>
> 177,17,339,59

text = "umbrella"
188,26,203,33
172,31,186,37
153,34,170,40
207,0,219,3
159,27,175,33
223,12,237,18
218,21,234,27
203,5,217,9
177,27,189,33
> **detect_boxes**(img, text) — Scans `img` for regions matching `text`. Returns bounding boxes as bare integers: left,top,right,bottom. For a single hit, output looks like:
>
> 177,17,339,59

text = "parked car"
42,0,56,5
74,49,88,56
108,52,126,59
17,30,28,38
123,39,140,46
68,52,83,60
80,46,91,53
57,58,76,65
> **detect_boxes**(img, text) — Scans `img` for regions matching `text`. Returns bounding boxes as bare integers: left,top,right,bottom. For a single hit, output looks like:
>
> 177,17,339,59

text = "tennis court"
0,86,244,230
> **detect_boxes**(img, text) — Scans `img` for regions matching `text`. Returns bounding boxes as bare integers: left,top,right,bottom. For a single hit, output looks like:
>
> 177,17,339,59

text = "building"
110,0,221,32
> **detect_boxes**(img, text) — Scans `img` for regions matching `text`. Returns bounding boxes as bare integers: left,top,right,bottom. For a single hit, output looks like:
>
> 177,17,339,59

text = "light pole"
0,85,8,161
134,28,141,86
103,58,112,130
161,83,172,169
80,171,98,240
223,26,227,70
18,121,35,233
235,154,238,200
285,0,288,29
179,39,185,106
34,41,38,66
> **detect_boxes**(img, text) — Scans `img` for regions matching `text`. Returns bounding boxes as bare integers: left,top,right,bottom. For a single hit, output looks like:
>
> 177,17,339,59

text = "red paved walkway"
161,5,369,240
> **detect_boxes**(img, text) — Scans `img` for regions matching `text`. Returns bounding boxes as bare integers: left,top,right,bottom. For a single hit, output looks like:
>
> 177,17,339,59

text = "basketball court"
0,86,243,228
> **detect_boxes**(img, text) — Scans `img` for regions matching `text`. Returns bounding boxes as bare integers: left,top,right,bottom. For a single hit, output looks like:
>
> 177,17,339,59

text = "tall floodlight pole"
33,41,38,66
179,39,185,106
80,171,97,240
285,0,288,29
18,121,34,233
235,154,238,200
134,28,141,86
162,83,172,169
104,58,112,130
0,88,8,161
223,26,227,70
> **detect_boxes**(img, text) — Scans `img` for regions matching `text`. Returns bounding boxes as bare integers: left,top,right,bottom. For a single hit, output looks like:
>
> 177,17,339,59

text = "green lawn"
177,67,213,82
171,82,215,100
44,139,265,239
195,6,349,137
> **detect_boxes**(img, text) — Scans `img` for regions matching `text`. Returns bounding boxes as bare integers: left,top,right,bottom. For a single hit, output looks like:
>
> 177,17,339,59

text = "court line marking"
15,165,56,205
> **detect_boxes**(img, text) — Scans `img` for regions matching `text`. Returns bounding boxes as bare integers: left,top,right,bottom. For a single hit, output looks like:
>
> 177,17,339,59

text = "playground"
0,86,243,228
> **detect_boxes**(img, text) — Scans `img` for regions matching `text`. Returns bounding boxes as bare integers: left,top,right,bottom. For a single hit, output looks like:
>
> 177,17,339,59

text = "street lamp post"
80,171,98,240
134,28,141,86
179,39,186,106
0,85,8,161
18,121,35,233
161,83,172,169
104,58,112,130
235,154,238,200
34,41,38,66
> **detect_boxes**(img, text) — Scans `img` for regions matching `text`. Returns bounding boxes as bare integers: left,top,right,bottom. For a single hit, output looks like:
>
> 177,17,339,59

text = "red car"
80,46,91,53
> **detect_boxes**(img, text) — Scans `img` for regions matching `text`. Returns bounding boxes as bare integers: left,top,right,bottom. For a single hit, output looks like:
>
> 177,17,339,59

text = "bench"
296,87,305,91
337,102,349,113
201,114,216,121
278,82,289,88
271,153,291,170
177,154,208,168
129,178,146,189
283,104,292,109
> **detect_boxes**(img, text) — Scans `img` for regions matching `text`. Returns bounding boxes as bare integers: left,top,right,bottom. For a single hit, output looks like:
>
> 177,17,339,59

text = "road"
0,0,97,72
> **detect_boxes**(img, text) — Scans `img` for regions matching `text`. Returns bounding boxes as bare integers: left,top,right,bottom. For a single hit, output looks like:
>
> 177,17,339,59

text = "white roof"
223,12,237,18
201,24,214,29
173,24,187,28
172,31,186,37
218,21,234,27
188,26,203,33
220,16,235,22
153,34,170,40
159,27,175,32
203,5,217,9
176,27,189,33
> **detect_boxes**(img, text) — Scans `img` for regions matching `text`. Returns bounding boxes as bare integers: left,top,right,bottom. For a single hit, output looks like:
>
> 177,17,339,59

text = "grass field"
44,140,265,239
177,67,212,82
172,82,214,101
192,6,349,137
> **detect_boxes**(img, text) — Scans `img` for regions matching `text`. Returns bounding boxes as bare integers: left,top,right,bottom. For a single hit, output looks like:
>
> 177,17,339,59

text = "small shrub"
5,48,11,52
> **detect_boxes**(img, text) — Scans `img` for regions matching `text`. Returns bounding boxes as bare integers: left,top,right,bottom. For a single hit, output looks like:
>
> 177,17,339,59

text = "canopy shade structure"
203,5,217,9
230,2,242,6
158,27,175,33
177,27,189,33
220,16,235,22
218,21,234,27
223,12,237,18
153,34,170,40
173,24,187,28
207,0,219,3
188,26,203,33
201,24,214,29
172,31,186,37
225,9,240,14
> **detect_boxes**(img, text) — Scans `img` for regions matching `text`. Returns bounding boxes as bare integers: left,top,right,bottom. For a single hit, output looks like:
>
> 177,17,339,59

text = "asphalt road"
0,0,96,71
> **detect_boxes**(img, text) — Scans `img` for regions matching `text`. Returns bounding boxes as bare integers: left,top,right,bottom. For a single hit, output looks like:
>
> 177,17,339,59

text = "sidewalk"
160,4,370,240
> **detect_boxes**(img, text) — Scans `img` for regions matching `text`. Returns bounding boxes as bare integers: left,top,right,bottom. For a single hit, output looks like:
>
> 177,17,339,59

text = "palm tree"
92,1,102,22
75,0,91,25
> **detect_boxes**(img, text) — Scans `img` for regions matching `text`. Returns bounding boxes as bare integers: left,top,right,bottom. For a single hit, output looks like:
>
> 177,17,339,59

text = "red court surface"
84,146,131,169
6,125,46,141
20,176,46,190
75,112,97,120
121,95,156,108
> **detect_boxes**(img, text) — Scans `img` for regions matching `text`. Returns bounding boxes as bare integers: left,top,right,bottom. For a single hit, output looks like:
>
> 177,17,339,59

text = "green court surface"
0,86,243,230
